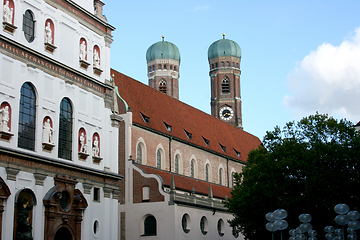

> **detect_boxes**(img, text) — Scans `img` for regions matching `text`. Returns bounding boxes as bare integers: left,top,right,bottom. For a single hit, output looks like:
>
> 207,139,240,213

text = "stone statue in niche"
0,106,10,132
92,136,100,157
79,132,87,153
79,41,87,61
3,0,13,24
93,49,100,68
44,22,52,44
42,118,54,144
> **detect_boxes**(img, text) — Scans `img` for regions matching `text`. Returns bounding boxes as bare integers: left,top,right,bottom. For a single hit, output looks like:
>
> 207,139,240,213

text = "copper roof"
111,69,261,162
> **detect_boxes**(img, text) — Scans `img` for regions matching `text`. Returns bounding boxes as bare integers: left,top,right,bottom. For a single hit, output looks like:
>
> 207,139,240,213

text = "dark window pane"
23,10,35,42
18,83,36,150
144,216,156,236
58,98,72,160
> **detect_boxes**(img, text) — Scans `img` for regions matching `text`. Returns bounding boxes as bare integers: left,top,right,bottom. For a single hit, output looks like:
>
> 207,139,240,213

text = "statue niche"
0,102,14,141
92,45,102,76
79,38,90,69
3,0,17,34
42,117,55,152
92,133,102,164
44,19,56,53
78,128,89,160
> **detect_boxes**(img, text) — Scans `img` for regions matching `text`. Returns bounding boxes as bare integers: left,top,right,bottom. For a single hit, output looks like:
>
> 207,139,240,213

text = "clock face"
219,107,234,121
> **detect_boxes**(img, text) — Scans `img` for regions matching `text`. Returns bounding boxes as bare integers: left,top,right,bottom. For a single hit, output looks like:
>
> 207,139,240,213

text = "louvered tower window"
222,79,230,93
159,80,166,94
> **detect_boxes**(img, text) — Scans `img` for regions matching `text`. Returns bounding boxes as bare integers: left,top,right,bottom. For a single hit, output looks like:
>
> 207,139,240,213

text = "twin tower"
146,34,242,129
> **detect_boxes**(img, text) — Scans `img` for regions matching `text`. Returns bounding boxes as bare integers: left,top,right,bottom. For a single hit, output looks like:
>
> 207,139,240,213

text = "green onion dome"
208,34,241,60
146,36,180,62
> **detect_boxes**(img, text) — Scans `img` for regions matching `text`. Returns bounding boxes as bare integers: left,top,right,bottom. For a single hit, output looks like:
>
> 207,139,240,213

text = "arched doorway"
54,227,73,240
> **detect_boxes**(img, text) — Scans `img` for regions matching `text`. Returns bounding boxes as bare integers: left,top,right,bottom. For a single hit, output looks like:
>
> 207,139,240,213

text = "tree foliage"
224,113,360,240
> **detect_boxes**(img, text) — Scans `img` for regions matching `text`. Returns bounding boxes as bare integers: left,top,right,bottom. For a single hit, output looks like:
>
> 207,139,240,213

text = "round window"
60,191,70,211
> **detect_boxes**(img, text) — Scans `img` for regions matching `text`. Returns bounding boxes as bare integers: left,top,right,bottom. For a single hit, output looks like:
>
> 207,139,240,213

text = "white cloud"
193,4,209,11
284,28,360,123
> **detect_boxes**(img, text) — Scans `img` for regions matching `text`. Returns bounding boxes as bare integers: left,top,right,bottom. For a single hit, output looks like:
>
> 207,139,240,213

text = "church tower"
146,36,180,99
208,34,242,128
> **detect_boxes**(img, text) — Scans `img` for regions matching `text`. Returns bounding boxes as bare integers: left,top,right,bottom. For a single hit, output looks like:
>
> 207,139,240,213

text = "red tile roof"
136,164,232,199
111,69,261,162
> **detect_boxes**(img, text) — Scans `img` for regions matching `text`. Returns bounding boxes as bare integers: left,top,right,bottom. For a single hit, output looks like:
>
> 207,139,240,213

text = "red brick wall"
133,169,165,203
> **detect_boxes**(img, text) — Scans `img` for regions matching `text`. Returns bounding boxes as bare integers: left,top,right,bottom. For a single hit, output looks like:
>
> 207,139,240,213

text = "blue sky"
104,1,360,140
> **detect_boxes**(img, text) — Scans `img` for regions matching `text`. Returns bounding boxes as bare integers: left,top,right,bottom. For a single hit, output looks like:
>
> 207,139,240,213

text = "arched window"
226,61,230,67
18,82,36,151
190,160,195,178
174,155,179,174
219,168,224,185
221,62,224,67
14,189,37,239
205,164,210,182
231,172,235,188
159,80,166,94
156,149,161,169
222,78,230,93
58,98,73,160
143,215,156,236
137,143,142,164
23,10,35,42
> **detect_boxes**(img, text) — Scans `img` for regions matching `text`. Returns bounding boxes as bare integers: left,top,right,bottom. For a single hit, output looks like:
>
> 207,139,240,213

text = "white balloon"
347,211,360,220
299,223,312,233
335,215,350,226
325,226,335,233
266,222,277,232
348,220,360,230
266,212,275,222
299,213,312,223
325,233,335,240
274,209,288,220
309,230,317,237
334,203,350,215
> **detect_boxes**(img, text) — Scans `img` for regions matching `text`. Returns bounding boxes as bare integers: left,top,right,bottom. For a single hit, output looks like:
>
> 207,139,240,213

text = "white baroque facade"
0,0,122,240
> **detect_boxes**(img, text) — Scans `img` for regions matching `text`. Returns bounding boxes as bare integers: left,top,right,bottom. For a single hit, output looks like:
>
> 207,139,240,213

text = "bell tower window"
159,80,166,94
221,79,230,93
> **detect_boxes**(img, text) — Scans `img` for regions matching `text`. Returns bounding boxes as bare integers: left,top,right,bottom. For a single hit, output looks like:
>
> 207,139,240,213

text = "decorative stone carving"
79,38,90,69
6,166,20,181
82,180,94,194
2,0,16,34
34,172,47,186
44,19,56,53
42,117,55,152
78,128,89,160
0,177,11,240
43,175,88,240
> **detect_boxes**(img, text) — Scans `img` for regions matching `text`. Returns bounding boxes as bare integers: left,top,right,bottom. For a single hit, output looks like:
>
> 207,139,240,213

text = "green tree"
224,113,360,240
